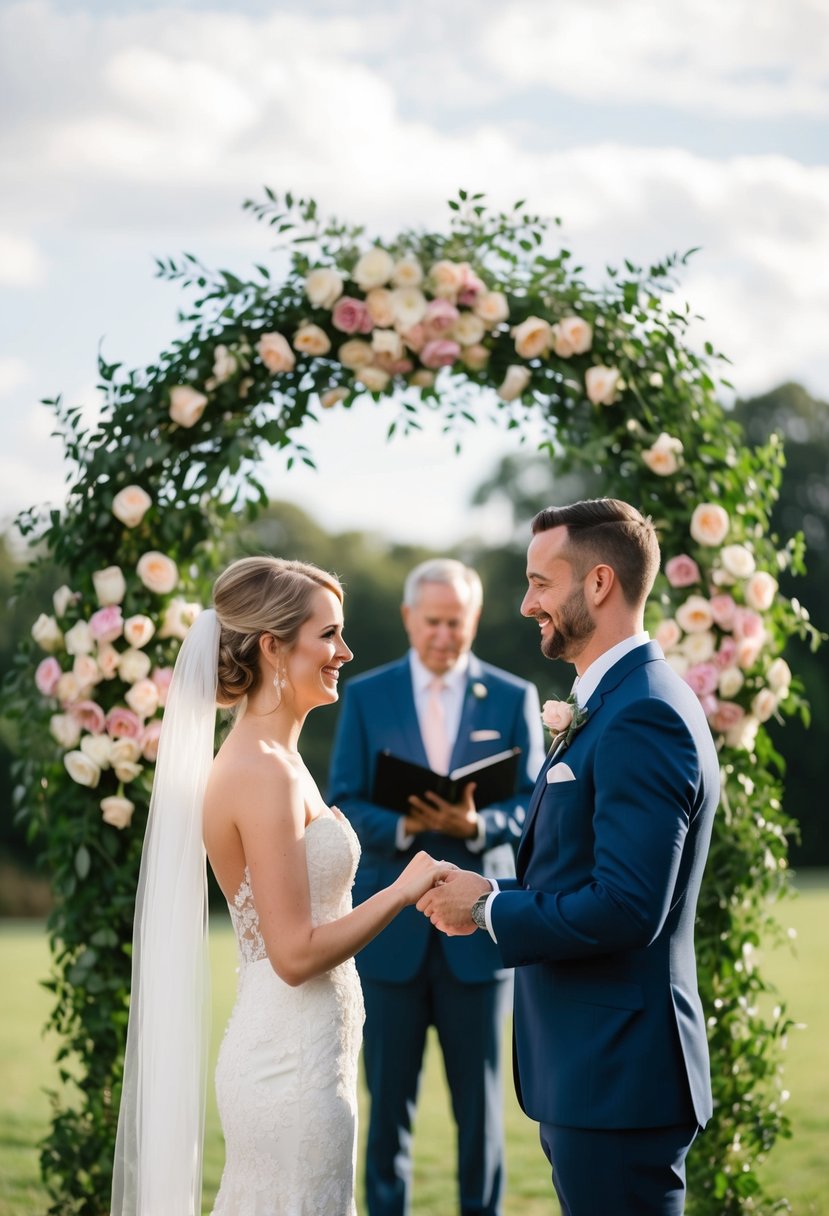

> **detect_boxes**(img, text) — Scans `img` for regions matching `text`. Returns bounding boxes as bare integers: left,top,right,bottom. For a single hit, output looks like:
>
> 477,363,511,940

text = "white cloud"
0,356,31,396
0,232,46,285
481,0,829,117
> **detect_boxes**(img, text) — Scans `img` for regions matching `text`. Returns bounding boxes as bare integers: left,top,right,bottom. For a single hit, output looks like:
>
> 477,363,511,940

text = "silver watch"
471,892,489,930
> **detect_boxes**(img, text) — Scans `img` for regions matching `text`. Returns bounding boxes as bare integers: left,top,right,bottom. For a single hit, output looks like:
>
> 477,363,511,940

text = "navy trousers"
539,1121,699,1216
360,930,508,1216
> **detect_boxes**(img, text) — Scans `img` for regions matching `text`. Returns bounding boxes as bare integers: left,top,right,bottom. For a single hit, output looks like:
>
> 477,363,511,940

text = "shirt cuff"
464,814,487,854
395,818,415,851
483,881,499,943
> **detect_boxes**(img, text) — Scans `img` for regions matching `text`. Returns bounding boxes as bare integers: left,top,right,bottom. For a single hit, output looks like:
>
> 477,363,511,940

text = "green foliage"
4,189,819,1213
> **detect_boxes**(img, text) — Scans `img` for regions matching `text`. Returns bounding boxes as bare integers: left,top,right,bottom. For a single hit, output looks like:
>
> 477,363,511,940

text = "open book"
372,747,521,814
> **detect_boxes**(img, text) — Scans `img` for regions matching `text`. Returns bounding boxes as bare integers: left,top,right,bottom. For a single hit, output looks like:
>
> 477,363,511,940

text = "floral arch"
10,190,814,1213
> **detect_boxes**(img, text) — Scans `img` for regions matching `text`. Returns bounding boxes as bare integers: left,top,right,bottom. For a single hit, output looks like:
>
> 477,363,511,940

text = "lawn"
1,873,826,1215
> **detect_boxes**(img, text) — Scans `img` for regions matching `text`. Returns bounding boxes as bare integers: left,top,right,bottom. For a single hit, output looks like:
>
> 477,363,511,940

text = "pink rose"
105,706,143,740
654,619,682,652
169,385,208,429
551,316,593,357
331,297,374,335
664,555,701,589
70,700,107,734
714,637,738,669
541,699,574,733
732,607,765,640
709,594,737,630
152,666,174,706
423,299,460,335
35,657,62,697
683,662,720,698
97,643,120,680
745,571,777,612
124,614,156,649
89,605,124,644
141,719,163,762
420,339,460,370
709,701,746,733
400,325,426,354
257,332,296,374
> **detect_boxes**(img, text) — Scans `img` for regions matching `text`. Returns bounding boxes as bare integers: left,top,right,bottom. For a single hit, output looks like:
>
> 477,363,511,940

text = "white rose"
118,648,153,684
73,654,101,692
654,618,682,652
64,620,94,656
751,688,778,722
64,750,101,788
113,758,144,784
80,733,113,770
512,316,552,360
353,248,395,291
337,339,374,370
766,657,791,692
110,737,142,767
123,614,155,649
720,544,756,579
428,260,465,299
101,795,135,830
52,585,76,618
292,324,331,357
92,565,127,606
31,614,64,653
366,288,396,328
371,329,404,360
111,485,152,529
682,630,717,664
125,678,160,718
736,635,765,670
391,257,423,288
690,503,730,547
391,288,428,330
55,672,81,705
136,551,178,595
473,291,510,327
642,433,683,477
665,652,690,677
497,365,531,402
97,642,120,680
551,316,593,357
675,595,714,634
158,598,201,640
725,714,760,751
211,344,237,384
304,267,344,309
452,312,486,347
355,366,391,394
169,385,208,428
718,666,745,698
50,713,81,749
745,571,778,612
585,365,621,406
257,332,296,374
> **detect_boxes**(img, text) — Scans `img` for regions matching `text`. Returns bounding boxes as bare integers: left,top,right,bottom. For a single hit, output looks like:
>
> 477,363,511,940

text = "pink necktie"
422,677,451,774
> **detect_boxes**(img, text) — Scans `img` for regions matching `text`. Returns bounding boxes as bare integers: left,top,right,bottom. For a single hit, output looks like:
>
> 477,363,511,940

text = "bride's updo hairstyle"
212,556,343,707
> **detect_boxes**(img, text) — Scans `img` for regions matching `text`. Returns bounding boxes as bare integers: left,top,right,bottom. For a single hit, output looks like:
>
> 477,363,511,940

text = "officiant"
328,558,545,1216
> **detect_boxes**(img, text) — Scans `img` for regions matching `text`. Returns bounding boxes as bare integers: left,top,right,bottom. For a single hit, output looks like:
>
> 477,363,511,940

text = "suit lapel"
448,654,485,771
387,658,429,766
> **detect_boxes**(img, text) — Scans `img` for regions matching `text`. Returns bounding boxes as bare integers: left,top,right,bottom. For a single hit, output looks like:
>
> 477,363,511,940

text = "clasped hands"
417,867,492,937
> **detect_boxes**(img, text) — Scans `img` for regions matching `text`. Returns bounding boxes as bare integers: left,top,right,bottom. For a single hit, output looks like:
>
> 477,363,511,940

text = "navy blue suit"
329,653,544,1216
492,641,719,1215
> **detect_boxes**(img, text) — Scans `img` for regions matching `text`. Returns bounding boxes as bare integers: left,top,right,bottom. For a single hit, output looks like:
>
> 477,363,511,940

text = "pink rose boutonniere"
541,695,589,752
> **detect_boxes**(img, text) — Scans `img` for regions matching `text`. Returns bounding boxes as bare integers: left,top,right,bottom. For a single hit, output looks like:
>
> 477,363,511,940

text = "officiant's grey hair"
403,558,483,613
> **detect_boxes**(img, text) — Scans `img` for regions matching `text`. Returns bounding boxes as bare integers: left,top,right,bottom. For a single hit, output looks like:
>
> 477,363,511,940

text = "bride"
111,556,451,1215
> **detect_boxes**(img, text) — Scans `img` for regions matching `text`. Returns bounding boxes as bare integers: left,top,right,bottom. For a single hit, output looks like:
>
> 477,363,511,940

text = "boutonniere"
541,694,589,752
471,681,488,700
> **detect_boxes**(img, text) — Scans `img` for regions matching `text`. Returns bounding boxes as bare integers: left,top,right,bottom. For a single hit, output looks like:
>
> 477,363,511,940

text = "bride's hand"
393,851,457,905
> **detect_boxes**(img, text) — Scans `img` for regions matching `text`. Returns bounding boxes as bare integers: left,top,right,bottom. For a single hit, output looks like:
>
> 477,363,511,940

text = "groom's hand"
406,781,479,840
417,868,489,935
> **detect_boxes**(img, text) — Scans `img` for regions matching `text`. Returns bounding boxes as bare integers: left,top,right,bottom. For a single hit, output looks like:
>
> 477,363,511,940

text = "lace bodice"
227,812,362,969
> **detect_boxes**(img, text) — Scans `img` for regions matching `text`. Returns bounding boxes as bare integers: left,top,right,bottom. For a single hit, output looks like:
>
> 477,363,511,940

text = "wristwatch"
471,892,490,930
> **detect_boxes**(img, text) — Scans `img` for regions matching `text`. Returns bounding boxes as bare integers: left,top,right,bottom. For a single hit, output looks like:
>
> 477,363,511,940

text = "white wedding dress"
211,812,365,1215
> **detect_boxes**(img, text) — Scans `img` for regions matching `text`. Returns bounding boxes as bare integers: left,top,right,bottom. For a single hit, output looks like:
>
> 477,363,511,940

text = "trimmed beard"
541,584,595,661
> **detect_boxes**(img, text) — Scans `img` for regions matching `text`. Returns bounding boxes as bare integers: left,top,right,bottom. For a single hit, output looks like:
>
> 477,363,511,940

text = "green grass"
2,874,827,1215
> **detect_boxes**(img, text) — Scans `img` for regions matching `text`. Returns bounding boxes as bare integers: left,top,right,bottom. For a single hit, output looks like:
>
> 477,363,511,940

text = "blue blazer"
329,654,545,984
492,641,719,1129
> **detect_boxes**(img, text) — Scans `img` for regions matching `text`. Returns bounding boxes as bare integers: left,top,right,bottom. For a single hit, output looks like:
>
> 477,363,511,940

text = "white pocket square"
470,729,501,742
547,762,576,784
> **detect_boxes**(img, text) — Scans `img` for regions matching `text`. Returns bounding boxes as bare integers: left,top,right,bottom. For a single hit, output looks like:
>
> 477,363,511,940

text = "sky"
1,0,828,548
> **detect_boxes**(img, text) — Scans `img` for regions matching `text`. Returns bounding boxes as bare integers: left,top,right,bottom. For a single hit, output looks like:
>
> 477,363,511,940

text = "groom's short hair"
532,499,660,608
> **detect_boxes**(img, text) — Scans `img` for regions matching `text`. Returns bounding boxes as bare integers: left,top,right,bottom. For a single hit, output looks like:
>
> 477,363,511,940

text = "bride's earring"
273,664,287,708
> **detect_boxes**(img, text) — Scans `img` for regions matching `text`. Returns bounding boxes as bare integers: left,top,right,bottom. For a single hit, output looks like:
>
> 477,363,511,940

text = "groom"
419,499,719,1216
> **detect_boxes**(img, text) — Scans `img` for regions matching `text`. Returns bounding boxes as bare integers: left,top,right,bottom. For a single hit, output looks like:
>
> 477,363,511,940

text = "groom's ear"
587,563,615,607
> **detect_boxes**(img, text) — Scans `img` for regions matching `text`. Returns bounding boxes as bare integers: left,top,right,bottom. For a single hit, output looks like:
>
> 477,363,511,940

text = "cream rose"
55,672,81,705
497,365,531,402
682,630,717,664
32,613,63,652
293,324,331,357
512,316,552,360
125,678,160,718
675,595,714,634
391,287,428,330
641,433,683,476
745,571,777,612
80,733,113,770
751,688,778,723
52,585,76,617
337,339,374,370
113,758,144,784
73,654,101,692
366,288,396,328
690,503,730,547
409,370,436,389
158,598,200,640
541,700,574,733
720,544,756,579
718,666,745,698
97,643,120,680
452,312,486,347
725,714,760,751
355,366,391,394
585,365,621,407
136,551,178,595
766,657,791,692
123,614,155,649
428,260,465,300
50,713,82,749
304,267,344,309
320,387,349,410
118,648,153,684
665,652,690,677
93,565,127,606
654,618,682,652
257,332,296,374
460,344,491,371
110,737,142,768
210,344,237,385
112,485,152,529
169,385,208,428
391,257,423,288
64,620,94,656
101,795,135,830
353,248,395,291
371,329,404,360
473,291,510,327
551,316,593,357
64,750,101,788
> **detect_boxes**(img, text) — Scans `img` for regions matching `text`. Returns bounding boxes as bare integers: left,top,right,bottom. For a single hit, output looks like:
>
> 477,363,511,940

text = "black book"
372,747,521,814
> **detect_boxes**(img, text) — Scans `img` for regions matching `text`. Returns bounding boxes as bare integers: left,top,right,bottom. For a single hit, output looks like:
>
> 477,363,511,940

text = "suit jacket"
492,641,719,1129
329,653,545,983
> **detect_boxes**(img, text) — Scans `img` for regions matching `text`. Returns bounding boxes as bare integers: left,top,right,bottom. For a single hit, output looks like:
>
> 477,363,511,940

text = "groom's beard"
541,585,595,662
